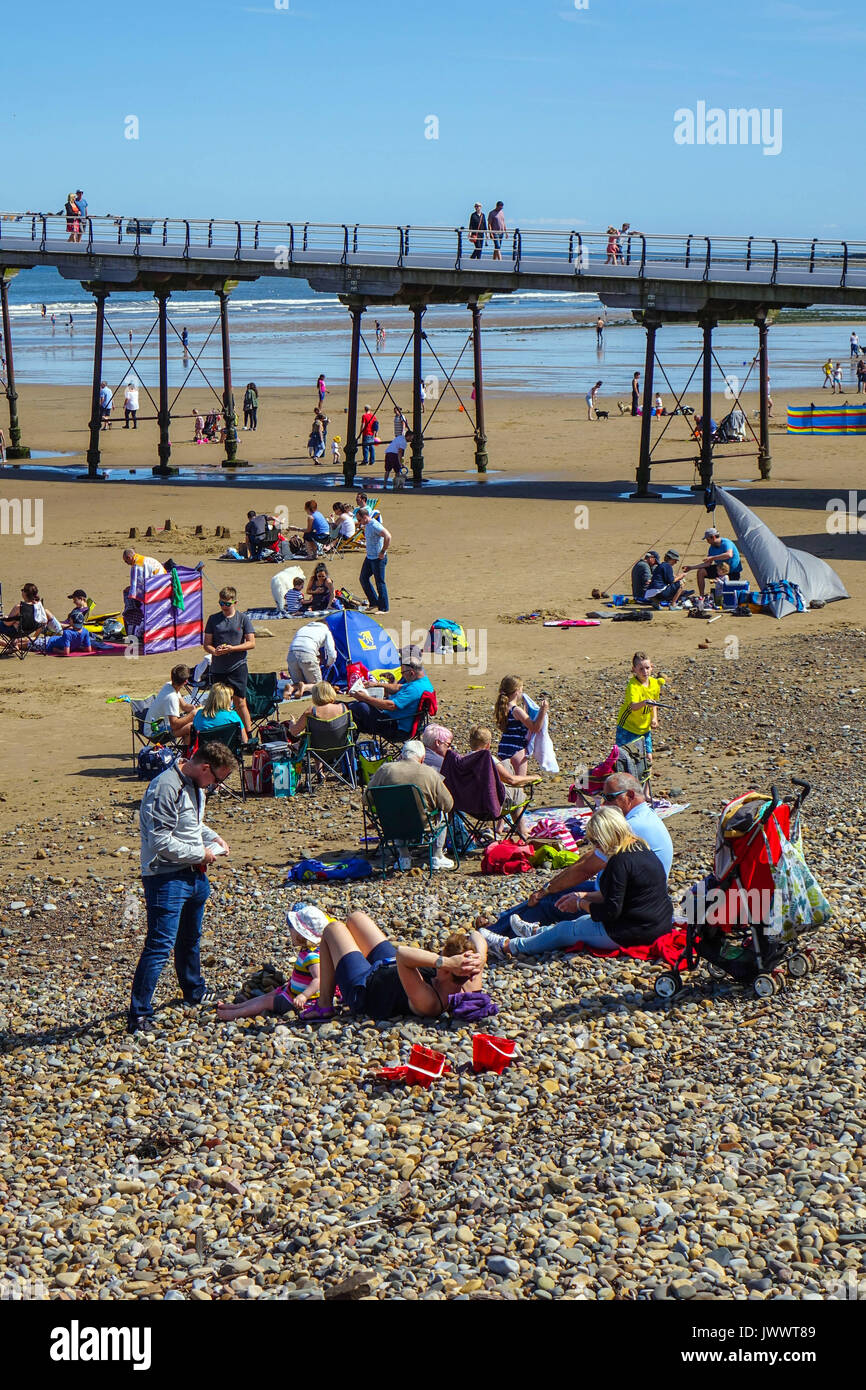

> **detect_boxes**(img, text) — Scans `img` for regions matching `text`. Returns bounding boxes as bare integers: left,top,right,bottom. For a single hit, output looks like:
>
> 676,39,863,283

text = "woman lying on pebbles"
299,911,492,1022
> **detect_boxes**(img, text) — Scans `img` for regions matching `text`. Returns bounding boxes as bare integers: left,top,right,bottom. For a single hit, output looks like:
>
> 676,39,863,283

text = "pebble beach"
2,630,864,1302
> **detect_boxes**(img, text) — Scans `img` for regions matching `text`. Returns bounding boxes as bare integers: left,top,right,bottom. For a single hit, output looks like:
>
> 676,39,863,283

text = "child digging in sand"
216,905,325,1020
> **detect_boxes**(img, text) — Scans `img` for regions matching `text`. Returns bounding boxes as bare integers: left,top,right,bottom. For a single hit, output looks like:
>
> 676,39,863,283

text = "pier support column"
217,284,247,468
631,315,662,499
343,298,364,488
470,300,488,474
86,289,108,478
0,270,30,459
411,303,426,488
696,312,716,492
152,288,176,477
755,311,772,479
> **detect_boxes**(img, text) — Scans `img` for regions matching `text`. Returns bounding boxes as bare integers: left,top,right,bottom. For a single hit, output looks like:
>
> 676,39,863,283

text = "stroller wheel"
804,948,818,973
753,972,777,999
654,971,680,1000
787,952,809,979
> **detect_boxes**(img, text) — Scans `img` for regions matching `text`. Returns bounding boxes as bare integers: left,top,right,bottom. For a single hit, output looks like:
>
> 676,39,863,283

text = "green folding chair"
365,782,456,879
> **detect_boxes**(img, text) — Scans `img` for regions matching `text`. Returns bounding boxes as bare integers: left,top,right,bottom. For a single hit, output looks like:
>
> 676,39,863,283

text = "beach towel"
524,695,560,774
525,816,578,852
542,619,601,628
441,748,504,820
565,926,688,965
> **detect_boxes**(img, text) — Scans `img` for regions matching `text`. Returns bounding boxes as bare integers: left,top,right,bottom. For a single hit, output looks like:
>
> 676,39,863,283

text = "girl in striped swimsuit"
494,676,549,778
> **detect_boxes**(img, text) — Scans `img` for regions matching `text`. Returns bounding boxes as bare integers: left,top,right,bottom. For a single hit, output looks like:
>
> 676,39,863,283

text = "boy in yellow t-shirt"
615,651,666,760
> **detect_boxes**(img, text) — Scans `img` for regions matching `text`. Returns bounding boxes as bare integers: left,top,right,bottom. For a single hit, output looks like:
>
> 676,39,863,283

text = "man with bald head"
477,772,673,952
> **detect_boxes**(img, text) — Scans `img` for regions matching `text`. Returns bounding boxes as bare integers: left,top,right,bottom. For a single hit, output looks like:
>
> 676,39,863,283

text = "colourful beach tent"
141,563,204,655
323,609,401,685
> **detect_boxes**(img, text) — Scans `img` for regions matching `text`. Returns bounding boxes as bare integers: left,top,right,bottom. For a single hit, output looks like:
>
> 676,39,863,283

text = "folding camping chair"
246,672,284,740
194,721,252,801
124,695,183,774
297,710,357,793
441,748,538,851
371,688,439,755
365,783,455,879
357,739,391,849
0,599,49,659
327,528,366,558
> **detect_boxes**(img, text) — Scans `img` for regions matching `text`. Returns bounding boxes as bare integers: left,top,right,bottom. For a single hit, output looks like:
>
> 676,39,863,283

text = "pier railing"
1,214,864,287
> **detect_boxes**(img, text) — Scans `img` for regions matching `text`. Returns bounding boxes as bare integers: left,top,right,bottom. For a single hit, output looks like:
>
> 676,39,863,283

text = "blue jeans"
129,869,211,1021
360,555,389,611
491,882,597,937
510,915,617,957
362,438,375,465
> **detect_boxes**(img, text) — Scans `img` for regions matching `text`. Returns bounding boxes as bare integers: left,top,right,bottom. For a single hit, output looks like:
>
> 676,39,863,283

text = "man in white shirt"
124,382,140,429
383,433,408,489
286,621,337,697
146,664,196,740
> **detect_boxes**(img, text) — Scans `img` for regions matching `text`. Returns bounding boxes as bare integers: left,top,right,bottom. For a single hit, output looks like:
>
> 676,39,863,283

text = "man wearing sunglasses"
477,772,673,955
203,586,256,733
128,742,236,1034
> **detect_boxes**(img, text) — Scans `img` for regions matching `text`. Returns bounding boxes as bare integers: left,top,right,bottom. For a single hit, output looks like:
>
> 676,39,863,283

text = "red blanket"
565,926,688,966
481,840,534,875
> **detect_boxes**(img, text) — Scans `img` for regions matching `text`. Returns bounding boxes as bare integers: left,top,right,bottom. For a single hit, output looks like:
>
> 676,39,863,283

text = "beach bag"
766,827,831,938
287,857,373,882
137,746,177,782
481,840,534,875
336,587,362,611
425,619,468,655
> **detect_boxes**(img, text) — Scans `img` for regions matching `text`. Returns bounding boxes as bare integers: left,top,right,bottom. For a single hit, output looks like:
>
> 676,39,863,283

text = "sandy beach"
0,380,863,873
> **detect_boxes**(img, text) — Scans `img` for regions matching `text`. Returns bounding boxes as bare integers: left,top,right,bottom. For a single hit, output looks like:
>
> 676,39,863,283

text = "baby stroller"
655,778,826,1001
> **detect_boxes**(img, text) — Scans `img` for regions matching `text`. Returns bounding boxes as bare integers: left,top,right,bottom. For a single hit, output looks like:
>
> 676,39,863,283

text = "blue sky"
2,0,861,236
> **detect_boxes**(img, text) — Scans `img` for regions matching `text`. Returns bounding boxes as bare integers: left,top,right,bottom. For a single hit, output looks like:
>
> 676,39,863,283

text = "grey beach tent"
714,486,849,618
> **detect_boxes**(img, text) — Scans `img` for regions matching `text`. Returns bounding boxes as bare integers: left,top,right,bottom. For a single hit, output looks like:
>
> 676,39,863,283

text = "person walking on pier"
469,204,487,259
64,192,81,243
75,189,88,238
488,201,506,261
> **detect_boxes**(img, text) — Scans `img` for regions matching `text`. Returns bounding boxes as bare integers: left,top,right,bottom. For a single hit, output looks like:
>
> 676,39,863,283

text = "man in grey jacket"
127,743,235,1034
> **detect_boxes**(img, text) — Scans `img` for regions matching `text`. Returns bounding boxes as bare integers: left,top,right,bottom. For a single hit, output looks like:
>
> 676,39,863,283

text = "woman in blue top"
289,498,331,557
192,682,248,744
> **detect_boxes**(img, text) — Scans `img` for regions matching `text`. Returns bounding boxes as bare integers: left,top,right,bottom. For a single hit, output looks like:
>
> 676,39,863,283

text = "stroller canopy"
323,609,401,686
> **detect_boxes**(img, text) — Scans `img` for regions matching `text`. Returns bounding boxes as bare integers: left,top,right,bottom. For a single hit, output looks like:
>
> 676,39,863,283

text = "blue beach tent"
323,610,402,685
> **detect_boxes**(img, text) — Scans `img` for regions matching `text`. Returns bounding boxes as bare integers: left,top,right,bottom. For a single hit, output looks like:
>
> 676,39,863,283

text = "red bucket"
472,1033,517,1074
406,1044,449,1087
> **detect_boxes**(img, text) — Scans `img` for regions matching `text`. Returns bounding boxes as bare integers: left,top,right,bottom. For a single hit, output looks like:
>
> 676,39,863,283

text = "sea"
4,266,864,399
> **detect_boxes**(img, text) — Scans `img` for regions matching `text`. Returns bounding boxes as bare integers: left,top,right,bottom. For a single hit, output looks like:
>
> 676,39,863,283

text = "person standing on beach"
596,315,605,348
123,381,139,429
822,357,833,388
586,381,602,420
127,741,234,1034
41,303,46,318
631,371,641,416
487,201,506,261
316,374,327,409
182,327,189,353
832,361,843,394
99,381,113,430
375,321,384,350
468,203,486,259
203,586,256,733
359,404,378,466
850,332,861,358
243,383,258,430
357,506,391,612
857,359,866,393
